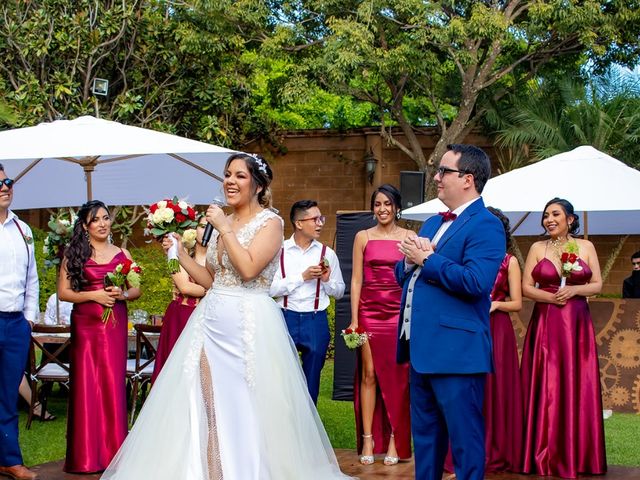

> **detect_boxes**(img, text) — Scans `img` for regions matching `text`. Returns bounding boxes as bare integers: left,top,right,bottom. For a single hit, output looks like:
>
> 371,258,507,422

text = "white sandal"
359,434,375,465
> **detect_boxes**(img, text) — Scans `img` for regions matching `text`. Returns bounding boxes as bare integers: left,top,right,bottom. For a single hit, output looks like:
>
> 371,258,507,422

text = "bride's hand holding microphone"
202,202,232,246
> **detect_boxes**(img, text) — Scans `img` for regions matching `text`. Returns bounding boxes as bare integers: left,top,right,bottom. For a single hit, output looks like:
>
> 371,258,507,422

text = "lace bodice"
206,209,283,292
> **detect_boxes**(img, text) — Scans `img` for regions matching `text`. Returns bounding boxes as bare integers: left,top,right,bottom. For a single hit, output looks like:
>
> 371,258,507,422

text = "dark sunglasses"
0,178,15,189
436,166,470,177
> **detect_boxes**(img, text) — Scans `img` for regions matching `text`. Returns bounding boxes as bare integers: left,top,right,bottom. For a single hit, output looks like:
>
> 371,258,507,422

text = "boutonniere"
22,233,33,245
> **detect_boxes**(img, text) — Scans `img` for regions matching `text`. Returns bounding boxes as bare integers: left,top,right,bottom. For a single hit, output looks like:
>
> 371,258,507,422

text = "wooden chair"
126,323,161,426
27,324,71,429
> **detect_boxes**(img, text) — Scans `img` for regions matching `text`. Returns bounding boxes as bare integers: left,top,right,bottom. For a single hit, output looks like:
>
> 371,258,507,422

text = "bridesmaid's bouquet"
559,241,582,287
102,259,143,323
144,197,198,273
341,326,370,350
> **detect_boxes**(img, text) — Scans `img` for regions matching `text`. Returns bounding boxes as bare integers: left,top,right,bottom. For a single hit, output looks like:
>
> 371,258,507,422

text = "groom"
396,144,505,480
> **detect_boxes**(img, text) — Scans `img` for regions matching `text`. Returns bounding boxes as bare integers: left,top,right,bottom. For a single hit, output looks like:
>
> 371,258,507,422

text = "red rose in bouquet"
102,260,143,324
144,197,198,273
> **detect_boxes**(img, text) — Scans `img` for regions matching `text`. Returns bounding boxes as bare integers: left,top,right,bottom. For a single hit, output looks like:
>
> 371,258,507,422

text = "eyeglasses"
298,215,326,225
0,178,15,189
435,166,469,178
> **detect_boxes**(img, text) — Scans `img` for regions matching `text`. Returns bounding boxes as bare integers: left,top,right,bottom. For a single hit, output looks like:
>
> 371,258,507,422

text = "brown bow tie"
438,211,457,222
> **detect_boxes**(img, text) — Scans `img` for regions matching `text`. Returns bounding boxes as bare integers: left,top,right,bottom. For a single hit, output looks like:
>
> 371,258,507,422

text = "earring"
108,233,113,244
83,230,89,241
372,214,376,221
395,211,401,221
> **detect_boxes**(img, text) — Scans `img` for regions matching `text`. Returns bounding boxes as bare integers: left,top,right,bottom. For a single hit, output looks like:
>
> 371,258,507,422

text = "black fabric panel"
332,211,377,401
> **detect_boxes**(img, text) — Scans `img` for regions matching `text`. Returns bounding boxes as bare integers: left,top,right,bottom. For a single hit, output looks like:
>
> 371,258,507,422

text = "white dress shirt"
43,294,74,325
0,210,39,321
270,236,345,312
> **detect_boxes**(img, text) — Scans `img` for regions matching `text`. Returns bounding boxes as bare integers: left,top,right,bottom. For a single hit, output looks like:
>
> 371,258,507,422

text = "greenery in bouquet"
144,197,198,273
102,259,143,323
43,209,76,269
341,326,370,350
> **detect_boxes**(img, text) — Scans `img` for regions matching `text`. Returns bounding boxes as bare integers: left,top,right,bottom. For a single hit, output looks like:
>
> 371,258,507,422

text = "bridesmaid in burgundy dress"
151,216,207,383
59,201,141,473
521,197,606,478
484,207,524,472
350,184,412,466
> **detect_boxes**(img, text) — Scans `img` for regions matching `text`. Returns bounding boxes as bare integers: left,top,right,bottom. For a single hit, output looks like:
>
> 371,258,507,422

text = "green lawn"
19,360,640,467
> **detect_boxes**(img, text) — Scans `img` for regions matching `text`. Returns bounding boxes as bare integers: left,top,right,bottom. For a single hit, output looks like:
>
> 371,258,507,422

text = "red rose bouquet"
102,259,143,323
341,326,370,350
144,197,198,273
559,241,582,287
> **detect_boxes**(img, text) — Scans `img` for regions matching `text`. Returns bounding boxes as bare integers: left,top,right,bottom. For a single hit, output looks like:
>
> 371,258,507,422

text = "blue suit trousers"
410,367,486,480
0,312,30,466
282,309,330,404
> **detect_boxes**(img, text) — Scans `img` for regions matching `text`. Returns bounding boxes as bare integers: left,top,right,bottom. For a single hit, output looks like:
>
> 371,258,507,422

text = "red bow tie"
438,211,457,222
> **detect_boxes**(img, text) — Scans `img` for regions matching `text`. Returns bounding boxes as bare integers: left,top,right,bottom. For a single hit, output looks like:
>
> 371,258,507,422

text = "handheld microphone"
201,197,226,247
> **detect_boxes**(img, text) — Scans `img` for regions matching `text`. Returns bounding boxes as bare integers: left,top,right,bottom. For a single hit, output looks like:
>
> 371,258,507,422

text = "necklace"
549,236,570,259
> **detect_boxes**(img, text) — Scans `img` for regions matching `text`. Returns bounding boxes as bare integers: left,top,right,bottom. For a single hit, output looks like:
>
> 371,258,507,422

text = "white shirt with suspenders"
270,236,345,312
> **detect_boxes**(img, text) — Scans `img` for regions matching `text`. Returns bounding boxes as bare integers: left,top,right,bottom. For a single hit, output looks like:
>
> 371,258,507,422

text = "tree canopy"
268,0,640,176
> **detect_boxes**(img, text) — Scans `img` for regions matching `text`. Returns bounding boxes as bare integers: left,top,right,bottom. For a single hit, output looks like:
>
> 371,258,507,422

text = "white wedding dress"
102,209,351,479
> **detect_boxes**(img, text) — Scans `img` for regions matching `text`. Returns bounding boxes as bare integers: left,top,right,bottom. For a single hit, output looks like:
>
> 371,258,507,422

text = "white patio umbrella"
0,116,238,209
401,146,640,235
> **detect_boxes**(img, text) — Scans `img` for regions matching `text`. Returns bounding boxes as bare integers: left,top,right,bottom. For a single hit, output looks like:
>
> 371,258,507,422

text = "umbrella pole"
583,211,588,239
83,164,94,201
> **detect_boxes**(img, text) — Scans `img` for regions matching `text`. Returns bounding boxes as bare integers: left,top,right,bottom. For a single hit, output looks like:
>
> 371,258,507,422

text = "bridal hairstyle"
66,200,110,292
370,184,402,220
540,197,581,235
487,206,513,252
225,153,273,208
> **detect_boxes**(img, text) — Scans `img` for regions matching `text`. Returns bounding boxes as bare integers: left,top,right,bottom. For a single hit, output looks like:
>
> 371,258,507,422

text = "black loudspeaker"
399,171,425,209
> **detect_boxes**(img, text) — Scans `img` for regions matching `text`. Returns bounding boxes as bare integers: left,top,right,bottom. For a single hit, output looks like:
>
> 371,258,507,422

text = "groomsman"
0,164,39,480
271,200,345,404
396,145,505,480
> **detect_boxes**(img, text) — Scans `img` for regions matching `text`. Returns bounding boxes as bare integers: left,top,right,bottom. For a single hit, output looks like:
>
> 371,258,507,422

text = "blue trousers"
410,367,486,480
0,312,30,466
282,309,330,404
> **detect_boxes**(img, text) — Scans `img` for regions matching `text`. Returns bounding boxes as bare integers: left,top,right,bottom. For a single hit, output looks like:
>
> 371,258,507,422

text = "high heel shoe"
383,433,399,466
360,434,375,465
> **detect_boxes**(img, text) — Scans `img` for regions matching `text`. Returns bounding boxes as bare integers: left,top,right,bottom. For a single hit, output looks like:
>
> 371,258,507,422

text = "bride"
102,153,350,479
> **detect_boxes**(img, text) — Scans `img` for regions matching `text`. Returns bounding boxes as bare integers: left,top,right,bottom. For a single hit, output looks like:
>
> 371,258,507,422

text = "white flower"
54,219,69,234
160,207,175,223
182,229,197,249
157,200,167,209
178,200,188,210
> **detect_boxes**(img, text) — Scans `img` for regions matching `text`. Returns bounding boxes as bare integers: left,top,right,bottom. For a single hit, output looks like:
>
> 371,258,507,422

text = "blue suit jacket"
395,197,505,374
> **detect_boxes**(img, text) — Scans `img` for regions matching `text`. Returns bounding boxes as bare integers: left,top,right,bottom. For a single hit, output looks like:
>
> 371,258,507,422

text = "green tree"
495,71,640,169
0,0,268,146
269,0,640,181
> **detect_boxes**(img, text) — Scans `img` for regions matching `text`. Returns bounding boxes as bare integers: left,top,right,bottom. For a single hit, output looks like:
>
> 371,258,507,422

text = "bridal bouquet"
43,209,76,268
144,197,198,273
559,241,582,287
102,259,143,323
341,326,370,350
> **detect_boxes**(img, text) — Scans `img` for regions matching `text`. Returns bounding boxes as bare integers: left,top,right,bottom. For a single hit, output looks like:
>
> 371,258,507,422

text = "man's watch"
123,290,129,300
422,255,429,266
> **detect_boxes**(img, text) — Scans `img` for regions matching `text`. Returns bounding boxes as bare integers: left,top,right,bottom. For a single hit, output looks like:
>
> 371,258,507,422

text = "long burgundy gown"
354,239,411,460
64,252,128,473
521,257,606,478
485,253,523,472
151,291,199,384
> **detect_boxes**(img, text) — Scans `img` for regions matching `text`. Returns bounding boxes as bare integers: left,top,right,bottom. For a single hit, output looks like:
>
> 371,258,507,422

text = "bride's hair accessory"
248,153,268,175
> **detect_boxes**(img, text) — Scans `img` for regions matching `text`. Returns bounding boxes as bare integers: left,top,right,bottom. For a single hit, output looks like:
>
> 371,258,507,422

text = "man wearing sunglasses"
622,251,640,298
396,144,505,480
0,166,39,480
270,200,345,404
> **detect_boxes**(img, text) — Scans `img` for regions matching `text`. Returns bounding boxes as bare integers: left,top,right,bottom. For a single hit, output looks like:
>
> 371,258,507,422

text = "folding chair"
27,324,71,429
126,323,161,426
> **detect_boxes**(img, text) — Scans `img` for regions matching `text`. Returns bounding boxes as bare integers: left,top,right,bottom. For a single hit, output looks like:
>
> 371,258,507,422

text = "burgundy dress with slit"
521,257,606,478
64,252,128,473
354,240,411,459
